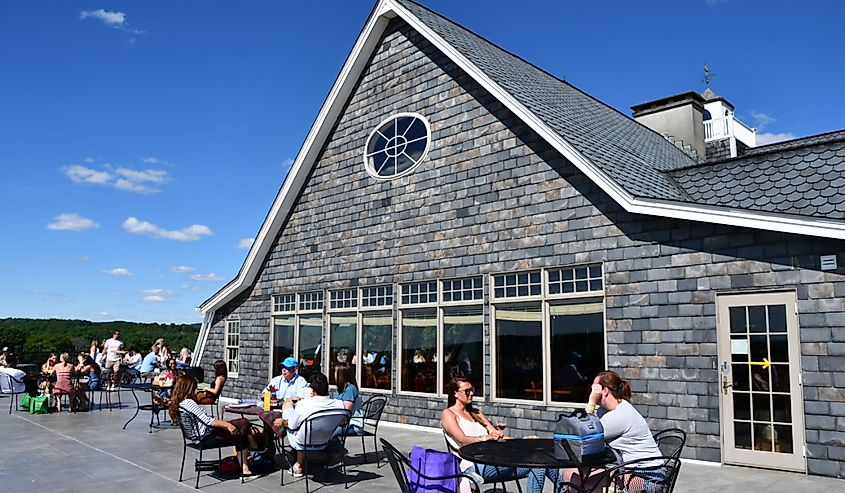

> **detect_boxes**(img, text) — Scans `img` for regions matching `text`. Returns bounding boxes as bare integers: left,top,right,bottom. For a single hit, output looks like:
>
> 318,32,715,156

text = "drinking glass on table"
495,422,507,441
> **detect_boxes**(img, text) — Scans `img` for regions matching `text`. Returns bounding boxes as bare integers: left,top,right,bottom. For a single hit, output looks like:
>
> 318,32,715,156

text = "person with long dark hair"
77,354,102,391
334,362,363,432
441,377,559,493
196,360,227,404
169,374,253,476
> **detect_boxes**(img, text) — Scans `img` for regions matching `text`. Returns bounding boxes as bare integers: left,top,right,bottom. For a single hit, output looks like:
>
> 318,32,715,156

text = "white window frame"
363,112,432,181
270,292,324,380
326,285,394,394
397,276,484,398
489,264,606,407
225,317,241,378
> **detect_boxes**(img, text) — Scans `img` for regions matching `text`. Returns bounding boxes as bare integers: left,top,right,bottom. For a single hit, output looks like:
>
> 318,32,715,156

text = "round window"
364,113,431,179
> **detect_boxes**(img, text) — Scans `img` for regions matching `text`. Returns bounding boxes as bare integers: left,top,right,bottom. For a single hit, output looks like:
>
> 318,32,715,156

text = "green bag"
19,393,31,410
29,394,49,414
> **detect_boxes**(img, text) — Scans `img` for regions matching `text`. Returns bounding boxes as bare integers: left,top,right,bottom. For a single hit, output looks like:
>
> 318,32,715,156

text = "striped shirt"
179,398,214,440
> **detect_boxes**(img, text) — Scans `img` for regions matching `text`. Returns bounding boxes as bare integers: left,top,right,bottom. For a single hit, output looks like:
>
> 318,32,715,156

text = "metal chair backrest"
607,456,682,493
0,371,24,393
653,428,686,459
177,406,206,443
301,408,351,448
362,394,387,428
381,438,414,493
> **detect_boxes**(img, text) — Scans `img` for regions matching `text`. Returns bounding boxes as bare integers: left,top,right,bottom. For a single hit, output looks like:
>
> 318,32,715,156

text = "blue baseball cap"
281,357,298,369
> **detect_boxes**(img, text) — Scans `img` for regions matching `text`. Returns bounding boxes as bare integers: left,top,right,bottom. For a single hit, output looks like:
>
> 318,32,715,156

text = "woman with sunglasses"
441,377,559,493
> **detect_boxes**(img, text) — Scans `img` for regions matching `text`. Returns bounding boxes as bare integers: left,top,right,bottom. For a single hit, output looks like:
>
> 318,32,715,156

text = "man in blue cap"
264,356,309,400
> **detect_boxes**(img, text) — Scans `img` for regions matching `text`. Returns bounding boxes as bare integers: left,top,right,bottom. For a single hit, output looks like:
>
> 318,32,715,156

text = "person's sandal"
289,464,304,478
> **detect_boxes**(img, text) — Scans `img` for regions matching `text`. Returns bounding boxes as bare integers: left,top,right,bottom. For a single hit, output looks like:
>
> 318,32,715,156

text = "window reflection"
442,308,483,396
298,316,322,377
401,310,437,393
362,313,392,390
550,302,605,403
273,315,295,370
495,305,542,400
329,315,357,386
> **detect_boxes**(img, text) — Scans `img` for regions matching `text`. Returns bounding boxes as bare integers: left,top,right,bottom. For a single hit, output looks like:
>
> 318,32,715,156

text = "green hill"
0,318,200,363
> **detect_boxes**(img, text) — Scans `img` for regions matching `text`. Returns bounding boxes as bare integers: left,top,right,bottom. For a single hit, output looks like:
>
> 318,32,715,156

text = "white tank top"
445,410,487,471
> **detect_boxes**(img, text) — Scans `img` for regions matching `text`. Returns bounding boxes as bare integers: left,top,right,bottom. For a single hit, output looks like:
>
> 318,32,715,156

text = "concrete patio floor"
1,393,843,492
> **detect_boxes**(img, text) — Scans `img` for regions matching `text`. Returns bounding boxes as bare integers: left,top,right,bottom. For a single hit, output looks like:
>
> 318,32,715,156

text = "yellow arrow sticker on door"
748,358,770,369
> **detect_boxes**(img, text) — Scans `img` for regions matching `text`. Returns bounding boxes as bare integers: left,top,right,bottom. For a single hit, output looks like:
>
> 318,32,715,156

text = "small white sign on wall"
731,339,749,355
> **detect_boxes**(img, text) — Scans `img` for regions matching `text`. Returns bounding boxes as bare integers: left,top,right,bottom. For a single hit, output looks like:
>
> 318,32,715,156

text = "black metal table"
458,439,616,493
121,383,171,432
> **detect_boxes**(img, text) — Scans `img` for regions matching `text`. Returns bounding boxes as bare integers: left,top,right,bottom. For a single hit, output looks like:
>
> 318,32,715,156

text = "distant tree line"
0,318,200,363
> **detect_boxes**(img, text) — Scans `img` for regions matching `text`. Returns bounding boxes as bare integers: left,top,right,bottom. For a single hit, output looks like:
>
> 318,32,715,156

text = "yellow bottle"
263,390,271,411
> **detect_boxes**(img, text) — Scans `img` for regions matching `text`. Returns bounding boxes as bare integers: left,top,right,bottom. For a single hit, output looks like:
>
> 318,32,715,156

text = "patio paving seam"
9,413,196,490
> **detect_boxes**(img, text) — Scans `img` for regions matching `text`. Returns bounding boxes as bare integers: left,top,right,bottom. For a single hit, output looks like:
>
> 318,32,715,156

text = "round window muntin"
363,112,431,180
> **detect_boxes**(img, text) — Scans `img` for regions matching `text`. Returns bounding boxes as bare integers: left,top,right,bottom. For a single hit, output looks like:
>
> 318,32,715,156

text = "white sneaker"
289,466,304,478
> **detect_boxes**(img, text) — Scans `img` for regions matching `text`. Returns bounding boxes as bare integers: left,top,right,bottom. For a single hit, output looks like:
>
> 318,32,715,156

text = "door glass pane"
751,365,770,391
443,308,483,396
550,301,605,403
733,393,751,420
750,335,768,362
362,313,392,390
495,304,542,400
773,424,793,454
734,421,752,449
768,305,787,332
754,424,775,452
753,393,771,421
273,315,295,371
769,335,788,363
732,364,749,391
772,395,792,423
730,307,746,333
748,306,767,332
298,315,322,376
329,315,357,386
731,336,749,362
771,364,790,392
401,310,437,393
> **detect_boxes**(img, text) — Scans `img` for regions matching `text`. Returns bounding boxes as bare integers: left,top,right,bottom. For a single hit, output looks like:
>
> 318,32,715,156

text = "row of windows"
242,265,605,405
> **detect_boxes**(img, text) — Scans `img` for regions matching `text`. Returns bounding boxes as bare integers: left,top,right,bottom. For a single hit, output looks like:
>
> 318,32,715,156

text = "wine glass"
496,423,507,441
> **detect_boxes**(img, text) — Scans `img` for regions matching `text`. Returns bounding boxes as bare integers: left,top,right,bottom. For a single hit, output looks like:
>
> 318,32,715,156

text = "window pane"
443,308,483,396
272,315,295,371
362,313,392,390
495,305,542,400
330,315,357,386
298,315,322,374
729,306,746,333
550,302,605,402
748,306,767,332
401,310,437,393
768,305,787,332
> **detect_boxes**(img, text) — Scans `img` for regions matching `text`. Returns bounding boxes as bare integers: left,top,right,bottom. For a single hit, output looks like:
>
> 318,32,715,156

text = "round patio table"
121,382,172,431
459,439,616,493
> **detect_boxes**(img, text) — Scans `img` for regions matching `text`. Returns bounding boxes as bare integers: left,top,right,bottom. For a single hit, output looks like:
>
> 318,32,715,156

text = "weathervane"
703,64,716,87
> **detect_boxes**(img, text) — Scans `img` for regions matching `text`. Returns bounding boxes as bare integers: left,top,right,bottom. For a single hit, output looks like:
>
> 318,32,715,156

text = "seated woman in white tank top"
441,377,560,493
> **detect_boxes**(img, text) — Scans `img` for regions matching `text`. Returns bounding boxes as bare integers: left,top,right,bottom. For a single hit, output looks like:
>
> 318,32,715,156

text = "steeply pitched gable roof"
198,0,845,319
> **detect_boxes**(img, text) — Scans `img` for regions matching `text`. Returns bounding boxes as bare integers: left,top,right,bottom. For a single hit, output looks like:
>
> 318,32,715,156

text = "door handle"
722,376,732,395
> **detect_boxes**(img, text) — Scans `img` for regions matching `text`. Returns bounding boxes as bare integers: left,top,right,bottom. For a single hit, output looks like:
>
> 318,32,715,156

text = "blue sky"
1,0,843,324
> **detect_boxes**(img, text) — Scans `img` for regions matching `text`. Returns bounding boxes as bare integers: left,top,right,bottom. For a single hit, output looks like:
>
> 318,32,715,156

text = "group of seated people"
442,370,663,493
169,356,363,478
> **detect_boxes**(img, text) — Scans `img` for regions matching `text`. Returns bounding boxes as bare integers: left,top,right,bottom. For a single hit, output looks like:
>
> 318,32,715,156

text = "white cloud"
144,295,164,303
191,272,225,282
47,213,100,232
29,289,68,301
757,132,797,145
79,9,126,27
103,267,132,277
705,0,731,6
750,111,776,129
123,217,213,241
237,237,254,250
62,163,171,193
83,157,95,163
143,289,174,296
180,284,206,292
171,265,195,273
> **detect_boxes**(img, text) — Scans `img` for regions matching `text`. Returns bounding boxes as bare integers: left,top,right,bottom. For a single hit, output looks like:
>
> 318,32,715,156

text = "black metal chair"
98,369,123,410
653,429,686,459
283,408,351,493
177,406,242,489
594,456,682,493
381,438,480,493
340,394,388,466
0,373,28,414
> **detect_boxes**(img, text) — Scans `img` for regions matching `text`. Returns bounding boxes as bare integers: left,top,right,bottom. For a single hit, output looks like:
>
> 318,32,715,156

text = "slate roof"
670,130,845,219
395,0,698,201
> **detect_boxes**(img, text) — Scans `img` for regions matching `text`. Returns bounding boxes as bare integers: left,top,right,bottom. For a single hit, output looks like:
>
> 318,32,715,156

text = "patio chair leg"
179,444,187,481
361,435,367,462
196,449,202,489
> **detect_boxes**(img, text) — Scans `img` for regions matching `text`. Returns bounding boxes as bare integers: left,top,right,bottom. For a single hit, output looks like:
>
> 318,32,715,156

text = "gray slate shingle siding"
199,19,845,478
672,134,845,219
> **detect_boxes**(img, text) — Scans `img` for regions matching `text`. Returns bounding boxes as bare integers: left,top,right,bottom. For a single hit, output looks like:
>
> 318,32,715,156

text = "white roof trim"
200,0,845,315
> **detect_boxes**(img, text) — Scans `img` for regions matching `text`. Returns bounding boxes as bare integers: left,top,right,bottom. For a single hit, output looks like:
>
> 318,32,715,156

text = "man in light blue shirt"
140,345,160,374
263,357,308,400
